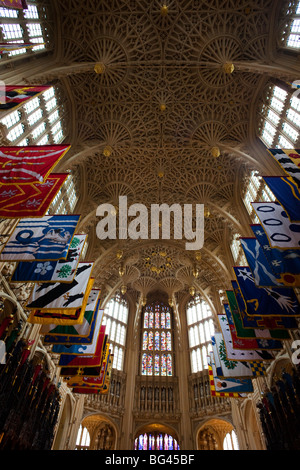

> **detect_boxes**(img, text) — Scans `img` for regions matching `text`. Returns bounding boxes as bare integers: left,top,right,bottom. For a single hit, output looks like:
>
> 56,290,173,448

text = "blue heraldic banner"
250,224,300,287
233,266,300,317
263,176,300,222
11,234,87,283
231,280,298,330
240,237,284,287
0,215,80,261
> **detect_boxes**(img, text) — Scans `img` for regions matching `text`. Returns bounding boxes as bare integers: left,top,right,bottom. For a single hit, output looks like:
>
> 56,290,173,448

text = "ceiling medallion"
161,5,168,16
223,62,235,74
189,286,195,296
204,207,211,218
94,62,106,74
144,251,172,275
157,168,164,178
211,147,221,158
121,285,127,295
103,145,113,157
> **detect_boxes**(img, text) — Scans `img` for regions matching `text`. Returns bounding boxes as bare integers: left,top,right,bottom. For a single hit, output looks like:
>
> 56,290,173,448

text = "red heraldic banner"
0,173,68,218
0,145,71,184
0,0,27,9
0,85,50,111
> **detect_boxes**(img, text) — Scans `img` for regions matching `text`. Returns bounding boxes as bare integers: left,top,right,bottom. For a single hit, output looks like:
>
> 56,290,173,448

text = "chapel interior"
0,0,300,452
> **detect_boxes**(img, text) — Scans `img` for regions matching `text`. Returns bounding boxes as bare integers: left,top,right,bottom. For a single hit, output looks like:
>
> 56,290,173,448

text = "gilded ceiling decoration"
34,0,287,306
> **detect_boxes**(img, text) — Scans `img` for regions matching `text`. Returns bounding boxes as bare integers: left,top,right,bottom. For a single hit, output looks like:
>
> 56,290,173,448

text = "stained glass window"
167,354,172,376
148,331,153,350
144,310,149,329
161,311,166,328
161,354,166,376
147,355,153,375
154,354,160,375
143,433,147,450
140,302,173,376
166,332,172,351
166,311,171,329
142,331,148,350
141,353,147,375
149,434,154,450
135,433,180,451
155,331,160,350
161,331,166,350
155,310,160,328
149,310,153,328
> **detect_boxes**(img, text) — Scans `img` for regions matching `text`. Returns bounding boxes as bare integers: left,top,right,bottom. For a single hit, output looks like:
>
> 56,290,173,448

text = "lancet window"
134,433,180,451
0,2,47,57
102,294,128,371
141,302,173,377
0,85,65,146
259,84,300,150
186,296,214,373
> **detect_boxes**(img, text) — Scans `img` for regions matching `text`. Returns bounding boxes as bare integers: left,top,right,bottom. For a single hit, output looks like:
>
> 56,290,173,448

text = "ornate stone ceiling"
38,0,286,308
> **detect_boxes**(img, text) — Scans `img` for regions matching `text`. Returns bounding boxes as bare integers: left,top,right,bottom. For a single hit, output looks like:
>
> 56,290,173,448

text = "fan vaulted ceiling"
27,0,288,307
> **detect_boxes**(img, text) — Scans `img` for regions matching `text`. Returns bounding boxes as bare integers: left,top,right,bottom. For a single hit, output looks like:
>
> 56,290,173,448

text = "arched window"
242,170,276,227
47,172,79,215
141,302,174,376
186,296,215,373
75,425,90,450
223,430,239,450
0,2,47,58
134,432,180,451
280,1,300,50
102,294,128,371
258,83,300,150
0,85,65,146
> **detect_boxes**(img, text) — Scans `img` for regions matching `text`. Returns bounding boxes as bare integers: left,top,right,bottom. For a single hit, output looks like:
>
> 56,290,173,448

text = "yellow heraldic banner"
27,278,95,325
41,290,102,344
